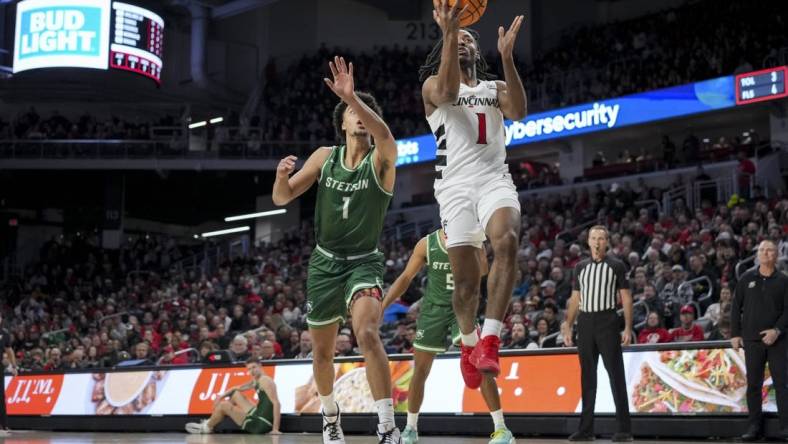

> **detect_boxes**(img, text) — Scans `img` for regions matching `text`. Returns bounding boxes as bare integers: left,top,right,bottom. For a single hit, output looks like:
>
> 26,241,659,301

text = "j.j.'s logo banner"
13,0,111,72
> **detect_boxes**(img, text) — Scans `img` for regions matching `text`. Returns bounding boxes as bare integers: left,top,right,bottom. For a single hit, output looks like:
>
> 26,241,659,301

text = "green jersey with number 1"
314,145,392,256
425,230,453,306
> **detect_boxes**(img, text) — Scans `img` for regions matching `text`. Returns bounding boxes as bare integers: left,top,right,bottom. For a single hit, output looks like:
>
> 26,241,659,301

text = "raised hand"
498,15,524,57
323,56,355,103
433,0,466,35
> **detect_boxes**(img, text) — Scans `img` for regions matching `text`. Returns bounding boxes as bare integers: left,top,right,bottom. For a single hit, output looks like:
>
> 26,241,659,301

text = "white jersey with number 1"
426,80,508,191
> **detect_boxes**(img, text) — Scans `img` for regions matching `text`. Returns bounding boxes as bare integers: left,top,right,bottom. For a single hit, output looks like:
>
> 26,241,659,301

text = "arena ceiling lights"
200,226,249,238
188,117,223,130
224,209,286,222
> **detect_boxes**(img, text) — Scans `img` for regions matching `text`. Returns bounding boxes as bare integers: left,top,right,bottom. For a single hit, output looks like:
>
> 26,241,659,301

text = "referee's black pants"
743,338,788,431
577,310,631,435
0,370,6,429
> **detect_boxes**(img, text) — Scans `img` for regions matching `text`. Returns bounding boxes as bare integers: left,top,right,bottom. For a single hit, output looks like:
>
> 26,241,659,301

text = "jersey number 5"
475,113,488,145
446,274,455,290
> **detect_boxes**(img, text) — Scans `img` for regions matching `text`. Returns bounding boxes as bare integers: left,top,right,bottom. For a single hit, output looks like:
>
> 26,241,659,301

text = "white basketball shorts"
435,173,521,249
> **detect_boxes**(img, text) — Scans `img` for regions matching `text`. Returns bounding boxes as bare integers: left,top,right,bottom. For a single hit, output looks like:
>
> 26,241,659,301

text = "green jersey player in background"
185,358,281,435
382,229,515,444
272,56,400,444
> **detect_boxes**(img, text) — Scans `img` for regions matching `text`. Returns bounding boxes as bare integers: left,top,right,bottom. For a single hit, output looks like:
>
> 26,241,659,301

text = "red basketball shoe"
470,335,501,376
460,344,482,389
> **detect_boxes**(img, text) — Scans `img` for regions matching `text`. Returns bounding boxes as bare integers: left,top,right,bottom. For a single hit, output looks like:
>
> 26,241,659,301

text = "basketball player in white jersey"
419,0,526,389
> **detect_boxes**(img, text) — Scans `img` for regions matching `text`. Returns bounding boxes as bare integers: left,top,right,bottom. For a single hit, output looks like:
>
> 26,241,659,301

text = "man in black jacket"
505,322,534,349
1,312,19,436
731,240,788,441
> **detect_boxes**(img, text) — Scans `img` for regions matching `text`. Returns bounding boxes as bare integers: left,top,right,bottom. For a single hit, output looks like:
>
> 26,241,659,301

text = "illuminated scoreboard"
735,66,787,105
110,1,163,84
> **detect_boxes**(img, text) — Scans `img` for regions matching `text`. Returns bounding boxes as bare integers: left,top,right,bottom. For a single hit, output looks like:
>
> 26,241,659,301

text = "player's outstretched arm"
258,376,282,434
422,0,465,110
324,56,394,146
272,147,332,206
381,237,428,311
323,55,397,188
495,15,527,121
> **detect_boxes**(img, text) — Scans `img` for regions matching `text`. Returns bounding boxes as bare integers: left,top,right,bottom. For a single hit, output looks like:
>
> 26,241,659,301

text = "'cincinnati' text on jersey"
454,95,500,108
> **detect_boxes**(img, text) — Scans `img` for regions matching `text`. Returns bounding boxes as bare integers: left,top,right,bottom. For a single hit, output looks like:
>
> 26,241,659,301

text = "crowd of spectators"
256,0,785,142
3,0,784,145
526,0,785,109
2,172,788,372
495,184,788,349
0,108,178,141
591,132,763,172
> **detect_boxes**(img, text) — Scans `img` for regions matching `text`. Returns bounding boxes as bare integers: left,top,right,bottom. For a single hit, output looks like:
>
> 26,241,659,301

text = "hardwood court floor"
0,431,741,443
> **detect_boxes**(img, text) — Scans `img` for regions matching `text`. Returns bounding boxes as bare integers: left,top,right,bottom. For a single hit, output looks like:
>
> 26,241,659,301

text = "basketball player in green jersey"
272,56,399,444
185,358,281,435
382,229,515,444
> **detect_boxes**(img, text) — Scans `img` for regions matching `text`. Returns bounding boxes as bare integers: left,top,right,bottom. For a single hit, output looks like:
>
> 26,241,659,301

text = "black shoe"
740,430,763,442
612,432,633,442
377,423,401,444
568,431,595,441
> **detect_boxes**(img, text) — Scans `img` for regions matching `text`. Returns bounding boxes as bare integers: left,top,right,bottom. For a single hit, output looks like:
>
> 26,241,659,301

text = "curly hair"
332,92,383,142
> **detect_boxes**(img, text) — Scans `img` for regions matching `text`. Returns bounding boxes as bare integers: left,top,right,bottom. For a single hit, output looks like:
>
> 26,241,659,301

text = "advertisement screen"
109,1,163,83
12,0,111,72
395,71,779,166
3,346,770,416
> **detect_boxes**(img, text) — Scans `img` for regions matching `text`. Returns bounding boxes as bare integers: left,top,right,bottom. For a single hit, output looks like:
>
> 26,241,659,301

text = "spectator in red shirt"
246,292,262,305
670,305,705,342
638,312,671,344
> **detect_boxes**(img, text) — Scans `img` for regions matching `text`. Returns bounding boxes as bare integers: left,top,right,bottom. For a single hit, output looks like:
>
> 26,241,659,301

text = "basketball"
432,0,488,27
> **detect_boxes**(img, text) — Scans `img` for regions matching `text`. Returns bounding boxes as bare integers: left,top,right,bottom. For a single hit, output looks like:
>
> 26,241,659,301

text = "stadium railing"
0,137,325,160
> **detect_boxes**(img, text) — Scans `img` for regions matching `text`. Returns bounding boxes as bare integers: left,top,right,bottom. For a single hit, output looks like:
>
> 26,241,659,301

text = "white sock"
319,392,338,416
461,330,479,347
481,319,503,338
490,409,506,430
407,412,419,430
375,398,395,430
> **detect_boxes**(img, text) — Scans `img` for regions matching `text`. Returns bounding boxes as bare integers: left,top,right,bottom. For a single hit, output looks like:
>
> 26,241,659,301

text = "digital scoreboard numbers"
735,66,787,105
109,1,163,84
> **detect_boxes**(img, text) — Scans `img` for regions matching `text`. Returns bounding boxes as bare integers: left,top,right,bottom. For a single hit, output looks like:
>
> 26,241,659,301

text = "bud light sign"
13,0,111,72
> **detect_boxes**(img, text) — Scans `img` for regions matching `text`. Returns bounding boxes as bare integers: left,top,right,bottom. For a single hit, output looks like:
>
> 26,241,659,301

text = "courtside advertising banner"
4,347,766,416
13,0,111,73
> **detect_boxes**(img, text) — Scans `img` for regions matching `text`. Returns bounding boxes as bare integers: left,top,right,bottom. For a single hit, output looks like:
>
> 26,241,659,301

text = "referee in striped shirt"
561,225,633,442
